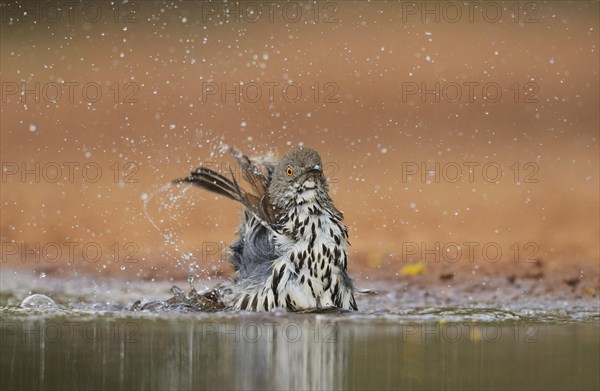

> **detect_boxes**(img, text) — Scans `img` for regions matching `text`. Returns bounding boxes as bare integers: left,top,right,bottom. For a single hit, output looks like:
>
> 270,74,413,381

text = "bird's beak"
300,164,323,181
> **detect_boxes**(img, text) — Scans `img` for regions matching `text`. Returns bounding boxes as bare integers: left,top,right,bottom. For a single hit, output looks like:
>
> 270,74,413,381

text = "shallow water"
1,275,599,390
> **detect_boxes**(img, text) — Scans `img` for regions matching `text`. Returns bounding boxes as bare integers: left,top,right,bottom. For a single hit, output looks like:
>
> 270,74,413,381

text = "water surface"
1,275,598,390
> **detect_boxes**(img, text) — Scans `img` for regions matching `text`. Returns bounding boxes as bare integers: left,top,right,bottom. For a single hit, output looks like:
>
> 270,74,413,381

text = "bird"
172,145,358,312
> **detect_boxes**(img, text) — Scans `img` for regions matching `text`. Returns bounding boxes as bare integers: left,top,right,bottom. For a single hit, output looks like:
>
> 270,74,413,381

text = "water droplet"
21,294,57,309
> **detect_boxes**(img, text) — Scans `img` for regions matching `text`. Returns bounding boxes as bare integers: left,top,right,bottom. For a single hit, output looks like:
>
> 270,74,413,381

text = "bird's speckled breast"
268,186,356,310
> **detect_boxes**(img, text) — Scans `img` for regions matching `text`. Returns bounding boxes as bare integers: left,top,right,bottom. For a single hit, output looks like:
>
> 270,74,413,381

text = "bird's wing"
226,146,277,224
172,146,276,225
226,145,271,195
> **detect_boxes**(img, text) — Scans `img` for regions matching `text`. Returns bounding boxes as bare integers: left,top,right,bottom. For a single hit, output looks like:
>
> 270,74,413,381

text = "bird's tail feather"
172,167,240,202
173,166,274,224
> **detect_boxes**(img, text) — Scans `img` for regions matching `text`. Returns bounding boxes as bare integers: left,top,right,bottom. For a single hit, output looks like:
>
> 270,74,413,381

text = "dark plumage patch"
334,294,342,308
271,266,285,306
331,282,339,300
342,226,349,239
250,294,258,311
230,218,278,281
272,266,285,292
324,266,331,282
323,272,332,291
307,279,316,297
285,294,295,311
240,294,250,310
334,247,341,262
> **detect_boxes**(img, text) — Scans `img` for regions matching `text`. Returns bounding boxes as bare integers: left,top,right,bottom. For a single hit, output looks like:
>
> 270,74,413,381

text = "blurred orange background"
1,1,598,282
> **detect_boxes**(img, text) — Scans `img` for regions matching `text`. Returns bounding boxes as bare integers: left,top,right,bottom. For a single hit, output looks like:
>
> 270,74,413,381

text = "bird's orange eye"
286,166,294,176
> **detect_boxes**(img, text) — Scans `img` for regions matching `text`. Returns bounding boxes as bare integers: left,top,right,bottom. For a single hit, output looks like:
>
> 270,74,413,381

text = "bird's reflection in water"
131,316,350,390
231,319,347,390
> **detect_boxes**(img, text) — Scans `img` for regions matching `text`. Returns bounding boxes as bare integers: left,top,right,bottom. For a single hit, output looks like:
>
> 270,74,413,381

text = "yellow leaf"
399,263,427,276
583,286,596,295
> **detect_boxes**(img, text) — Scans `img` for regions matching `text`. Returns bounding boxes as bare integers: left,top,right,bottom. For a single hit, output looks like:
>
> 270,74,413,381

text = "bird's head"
269,146,328,204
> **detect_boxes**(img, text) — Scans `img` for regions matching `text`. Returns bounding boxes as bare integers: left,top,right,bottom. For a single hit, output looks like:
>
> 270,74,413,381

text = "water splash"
141,180,220,283
141,182,183,237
